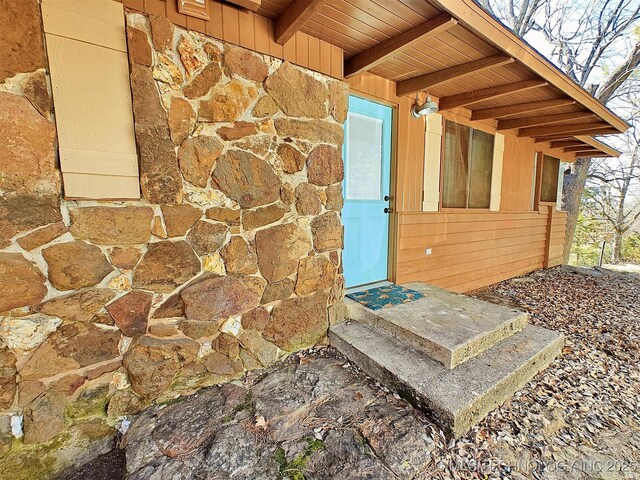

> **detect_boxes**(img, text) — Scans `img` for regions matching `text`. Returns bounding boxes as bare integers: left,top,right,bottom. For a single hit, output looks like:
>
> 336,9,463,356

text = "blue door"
342,96,393,288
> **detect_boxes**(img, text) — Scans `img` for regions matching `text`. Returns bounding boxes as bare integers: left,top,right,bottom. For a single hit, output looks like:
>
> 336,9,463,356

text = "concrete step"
345,282,529,369
329,320,563,438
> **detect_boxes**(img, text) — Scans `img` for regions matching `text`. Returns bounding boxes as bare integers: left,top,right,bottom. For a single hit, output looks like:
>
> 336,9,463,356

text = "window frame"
534,152,561,209
439,119,496,211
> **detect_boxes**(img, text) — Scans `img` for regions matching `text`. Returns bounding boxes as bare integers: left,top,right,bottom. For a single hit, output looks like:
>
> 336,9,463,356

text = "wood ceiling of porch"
256,0,625,159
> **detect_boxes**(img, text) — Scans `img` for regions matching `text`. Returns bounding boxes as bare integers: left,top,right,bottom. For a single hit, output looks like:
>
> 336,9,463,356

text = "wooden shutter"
422,113,442,212
489,132,505,211
42,0,140,199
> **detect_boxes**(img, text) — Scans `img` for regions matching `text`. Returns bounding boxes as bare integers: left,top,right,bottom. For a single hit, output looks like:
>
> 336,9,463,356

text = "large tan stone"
34,288,116,323
179,320,220,339
252,95,279,117
277,143,305,174
42,241,113,291
220,236,258,274
182,276,262,322
295,255,337,296
0,253,47,312
127,26,152,66
238,329,278,366
23,389,67,444
178,135,224,188
325,184,344,211
265,62,327,118
274,118,343,144
280,183,295,205
186,220,228,255
0,314,61,352
223,46,269,83
161,204,202,237
133,241,201,293
242,203,289,231
20,322,121,379
328,80,349,123
0,194,61,248
206,207,240,225
130,64,183,204
168,97,196,145
307,145,344,186
201,351,243,376
264,293,329,351
0,92,58,194
0,346,17,410
106,290,153,338
212,150,282,208
109,246,143,270
0,0,46,82
311,212,343,252
70,206,153,245
22,70,52,118
255,223,312,282
295,183,322,215
217,121,258,141
150,14,175,52
241,307,270,331
198,80,255,122
16,222,67,251
261,278,295,304
124,335,199,399
183,63,223,99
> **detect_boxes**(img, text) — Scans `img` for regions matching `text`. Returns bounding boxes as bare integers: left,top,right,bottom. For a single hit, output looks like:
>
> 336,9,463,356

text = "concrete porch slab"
330,320,564,438
345,282,529,369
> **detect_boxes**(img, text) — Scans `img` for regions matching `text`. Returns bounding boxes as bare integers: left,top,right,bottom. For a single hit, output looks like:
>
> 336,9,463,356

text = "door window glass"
346,112,383,200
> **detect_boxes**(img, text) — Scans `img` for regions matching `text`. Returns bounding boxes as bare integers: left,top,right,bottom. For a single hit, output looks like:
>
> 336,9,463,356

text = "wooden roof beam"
575,135,621,157
344,14,458,78
497,112,595,131
518,122,614,138
534,135,576,143
438,79,548,111
225,0,261,12
575,152,615,158
275,0,328,45
564,145,594,153
471,98,576,120
396,54,514,96
550,140,585,148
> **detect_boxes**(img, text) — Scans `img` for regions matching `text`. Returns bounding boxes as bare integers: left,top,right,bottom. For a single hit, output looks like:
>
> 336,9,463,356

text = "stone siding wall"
0,5,348,477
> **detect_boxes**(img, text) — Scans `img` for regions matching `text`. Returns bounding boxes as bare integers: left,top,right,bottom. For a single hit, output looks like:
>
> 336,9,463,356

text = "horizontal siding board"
62,173,140,199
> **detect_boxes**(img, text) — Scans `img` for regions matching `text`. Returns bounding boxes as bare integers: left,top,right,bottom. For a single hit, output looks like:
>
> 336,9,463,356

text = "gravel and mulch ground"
59,266,640,480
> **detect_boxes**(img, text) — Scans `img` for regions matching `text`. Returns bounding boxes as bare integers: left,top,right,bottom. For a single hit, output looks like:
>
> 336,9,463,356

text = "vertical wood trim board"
43,0,140,199
423,113,442,212
490,132,505,211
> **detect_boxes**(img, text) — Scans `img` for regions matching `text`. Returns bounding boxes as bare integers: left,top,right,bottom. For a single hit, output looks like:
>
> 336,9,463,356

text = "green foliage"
622,233,640,262
275,438,326,480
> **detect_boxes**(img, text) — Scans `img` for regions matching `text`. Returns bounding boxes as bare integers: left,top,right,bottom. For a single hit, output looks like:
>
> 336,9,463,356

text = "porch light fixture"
411,92,439,118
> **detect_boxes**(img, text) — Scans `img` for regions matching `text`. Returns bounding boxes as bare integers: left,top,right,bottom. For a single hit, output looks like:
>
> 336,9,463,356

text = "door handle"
384,195,390,201
384,207,393,214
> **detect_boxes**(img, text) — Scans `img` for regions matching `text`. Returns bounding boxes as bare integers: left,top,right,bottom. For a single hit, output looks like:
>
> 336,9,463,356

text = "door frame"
344,91,399,285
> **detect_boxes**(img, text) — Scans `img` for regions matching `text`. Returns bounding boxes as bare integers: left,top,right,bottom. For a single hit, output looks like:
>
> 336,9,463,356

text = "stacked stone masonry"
0,6,348,478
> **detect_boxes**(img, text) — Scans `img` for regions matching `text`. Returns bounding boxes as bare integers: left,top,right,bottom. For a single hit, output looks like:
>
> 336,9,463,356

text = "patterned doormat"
346,284,425,311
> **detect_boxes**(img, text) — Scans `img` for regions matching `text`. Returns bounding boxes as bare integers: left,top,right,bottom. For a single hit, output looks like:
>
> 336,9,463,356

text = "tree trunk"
611,229,623,264
562,158,591,263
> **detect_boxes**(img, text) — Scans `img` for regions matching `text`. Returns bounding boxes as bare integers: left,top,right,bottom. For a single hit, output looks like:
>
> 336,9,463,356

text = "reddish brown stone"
23,389,66,444
0,253,47,312
274,118,343,145
148,322,179,337
0,346,17,410
241,307,270,332
277,144,305,174
133,241,201,293
161,204,202,237
0,92,58,195
202,351,243,376
130,64,183,204
22,70,51,118
264,293,329,351
261,278,295,304
109,246,143,270
295,183,322,215
212,150,282,208
255,223,312,283
213,333,240,359
42,241,113,291
0,0,46,82
183,63,223,99
242,203,289,231
124,335,199,399
181,276,262,322
265,62,327,118
311,212,343,253
127,26,152,66
325,184,344,211
106,290,153,338
186,220,228,255
220,236,258,274
34,288,116,323
280,183,295,205
70,206,154,245
307,145,344,186
152,292,184,319
295,255,337,296
223,46,269,83
168,97,196,145
151,215,168,239
150,14,175,52
178,135,224,188
204,42,222,62
179,320,220,339
0,194,61,248
205,207,241,225
20,322,121,379
16,222,67,251
216,121,258,141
